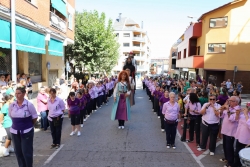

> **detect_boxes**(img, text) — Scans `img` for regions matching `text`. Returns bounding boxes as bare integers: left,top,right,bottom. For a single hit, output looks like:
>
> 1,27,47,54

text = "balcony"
184,22,202,39
132,37,145,43
176,55,204,68
50,11,66,33
123,26,146,33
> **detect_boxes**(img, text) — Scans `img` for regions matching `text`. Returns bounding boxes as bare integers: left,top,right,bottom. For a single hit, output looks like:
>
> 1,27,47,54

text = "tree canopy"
66,10,119,74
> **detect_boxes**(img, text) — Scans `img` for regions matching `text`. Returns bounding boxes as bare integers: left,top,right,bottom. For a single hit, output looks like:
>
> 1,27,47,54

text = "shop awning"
0,19,46,54
16,25,45,54
0,19,11,49
51,0,67,17
48,38,63,56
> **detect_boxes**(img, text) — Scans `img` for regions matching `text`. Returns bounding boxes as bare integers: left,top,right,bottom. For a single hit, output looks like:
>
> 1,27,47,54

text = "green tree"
66,10,119,74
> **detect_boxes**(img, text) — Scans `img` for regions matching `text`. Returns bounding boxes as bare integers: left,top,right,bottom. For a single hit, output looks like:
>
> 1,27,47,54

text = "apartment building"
0,0,75,91
174,0,250,93
112,14,151,78
150,58,169,75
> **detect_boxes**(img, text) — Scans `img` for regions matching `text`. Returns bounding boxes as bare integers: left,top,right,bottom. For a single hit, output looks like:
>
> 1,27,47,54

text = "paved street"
1,83,249,167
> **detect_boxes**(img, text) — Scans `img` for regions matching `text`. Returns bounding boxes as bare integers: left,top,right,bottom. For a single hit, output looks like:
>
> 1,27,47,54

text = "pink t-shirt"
37,93,48,112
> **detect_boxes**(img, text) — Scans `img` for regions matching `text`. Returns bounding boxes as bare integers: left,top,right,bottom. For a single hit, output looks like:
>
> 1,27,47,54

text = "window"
123,33,130,37
208,43,226,53
210,17,228,28
178,51,181,59
116,33,119,37
123,43,130,47
28,53,42,82
184,49,187,58
68,13,73,30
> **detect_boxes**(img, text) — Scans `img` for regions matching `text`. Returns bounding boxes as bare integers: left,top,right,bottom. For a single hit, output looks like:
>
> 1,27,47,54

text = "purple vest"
12,116,33,134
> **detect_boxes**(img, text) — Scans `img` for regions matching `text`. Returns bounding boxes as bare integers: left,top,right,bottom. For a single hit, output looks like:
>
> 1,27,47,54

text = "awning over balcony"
16,25,45,54
0,19,11,49
51,0,67,17
0,19,46,54
48,38,63,56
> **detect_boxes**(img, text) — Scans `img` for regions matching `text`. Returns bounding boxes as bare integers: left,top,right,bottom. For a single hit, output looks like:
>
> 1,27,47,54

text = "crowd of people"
0,72,120,166
143,76,249,167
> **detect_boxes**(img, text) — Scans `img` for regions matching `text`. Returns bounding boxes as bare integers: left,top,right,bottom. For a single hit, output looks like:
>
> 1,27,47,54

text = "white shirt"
200,102,221,124
226,81,232,89
0,80,7,86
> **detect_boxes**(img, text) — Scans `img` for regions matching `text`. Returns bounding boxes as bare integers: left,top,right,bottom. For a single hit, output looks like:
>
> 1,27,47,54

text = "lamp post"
11,0,16,82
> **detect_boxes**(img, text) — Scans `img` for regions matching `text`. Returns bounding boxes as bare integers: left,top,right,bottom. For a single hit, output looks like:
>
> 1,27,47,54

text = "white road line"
197,140,222,160
177,131,205,167
43,144,64,165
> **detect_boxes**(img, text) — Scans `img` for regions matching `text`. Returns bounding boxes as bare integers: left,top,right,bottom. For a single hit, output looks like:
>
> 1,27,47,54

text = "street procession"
0,0,250,167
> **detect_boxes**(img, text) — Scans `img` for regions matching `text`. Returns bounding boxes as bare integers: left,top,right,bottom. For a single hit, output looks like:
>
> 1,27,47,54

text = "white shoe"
8,146,14,153
166,145,170,149
3,147,9,157
121,126,124,129
77,131,81,136
70,131,75,136
87,115,90,118
197,148,205,151
81,124,84,127
118,126,121,129
83,119,86,122
210,152,214,156
94,110,97,112
158,116,160,119
161,129,165,132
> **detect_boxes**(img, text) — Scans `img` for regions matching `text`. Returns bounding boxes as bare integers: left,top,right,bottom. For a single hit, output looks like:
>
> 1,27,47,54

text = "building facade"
174,0,250,93
112,15,151,78
0,0,75,91
150,58,169,75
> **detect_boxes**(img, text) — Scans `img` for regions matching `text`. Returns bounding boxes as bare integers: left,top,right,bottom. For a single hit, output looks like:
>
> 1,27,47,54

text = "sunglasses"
209,98,216,101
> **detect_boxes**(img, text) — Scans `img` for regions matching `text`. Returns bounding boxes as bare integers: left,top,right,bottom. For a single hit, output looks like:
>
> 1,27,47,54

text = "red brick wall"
1,0,75,40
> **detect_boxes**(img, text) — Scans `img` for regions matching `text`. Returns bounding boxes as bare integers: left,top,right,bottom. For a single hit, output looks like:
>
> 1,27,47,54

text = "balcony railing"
133,37,145,42
50,11,66,33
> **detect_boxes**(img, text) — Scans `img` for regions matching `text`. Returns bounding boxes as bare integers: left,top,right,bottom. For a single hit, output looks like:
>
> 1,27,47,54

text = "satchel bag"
164,118,177,124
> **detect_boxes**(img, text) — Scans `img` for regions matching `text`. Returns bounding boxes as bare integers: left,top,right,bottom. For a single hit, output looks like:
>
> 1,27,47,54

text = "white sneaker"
87,115,90,118
70,131,75,136
210,152,214,156
161,129,165,132
77,131,81,136
3,147,9,157
83,119,86,122
8,146,14,153
197,148,205,151
94,110,97,112
121,126,124,129
158,116,160,119
81,124,84,127
118,126,121,129
166,145,170,149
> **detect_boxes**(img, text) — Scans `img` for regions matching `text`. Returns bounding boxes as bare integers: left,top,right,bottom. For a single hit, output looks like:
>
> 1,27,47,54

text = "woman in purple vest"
67,92,81,136
159,90,170,132
9,86,38,167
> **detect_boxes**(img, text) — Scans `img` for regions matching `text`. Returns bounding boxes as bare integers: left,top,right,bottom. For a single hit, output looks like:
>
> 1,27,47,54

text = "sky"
75,0,231,58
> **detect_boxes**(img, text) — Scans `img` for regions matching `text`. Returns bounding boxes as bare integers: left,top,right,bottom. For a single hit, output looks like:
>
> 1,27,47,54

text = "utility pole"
11,0,16,82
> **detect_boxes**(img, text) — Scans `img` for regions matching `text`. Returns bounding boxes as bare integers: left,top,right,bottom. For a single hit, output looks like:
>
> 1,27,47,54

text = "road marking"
43,144,64,165
177,131,205,167
197,140,222,160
